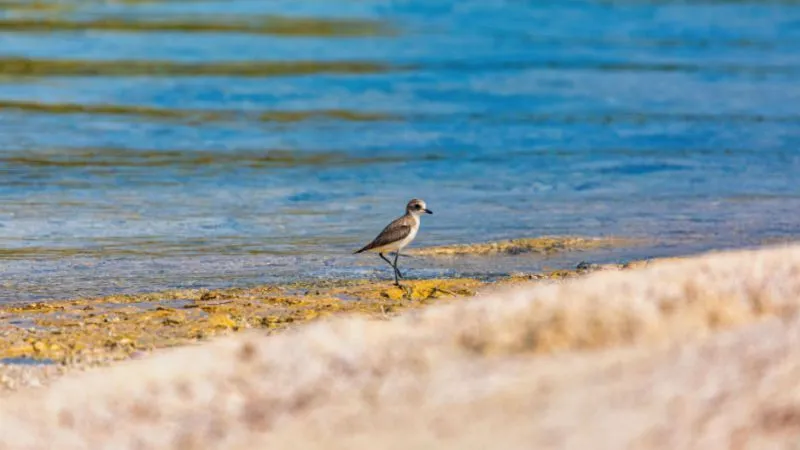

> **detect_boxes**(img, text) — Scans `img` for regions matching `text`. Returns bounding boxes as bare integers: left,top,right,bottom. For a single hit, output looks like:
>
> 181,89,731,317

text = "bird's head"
406,198,433,217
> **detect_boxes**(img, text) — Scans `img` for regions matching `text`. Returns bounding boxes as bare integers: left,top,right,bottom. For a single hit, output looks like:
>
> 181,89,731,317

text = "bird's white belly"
372,225,419,253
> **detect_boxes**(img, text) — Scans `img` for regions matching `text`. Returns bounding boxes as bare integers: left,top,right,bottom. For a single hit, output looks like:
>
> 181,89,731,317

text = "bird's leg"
379,252,394,270
393,251,404,279
379,253,400,285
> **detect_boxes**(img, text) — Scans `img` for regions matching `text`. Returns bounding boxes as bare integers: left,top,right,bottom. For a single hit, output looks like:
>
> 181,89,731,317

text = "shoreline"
0,238,649,393
0,235,654,303
0,233,743,394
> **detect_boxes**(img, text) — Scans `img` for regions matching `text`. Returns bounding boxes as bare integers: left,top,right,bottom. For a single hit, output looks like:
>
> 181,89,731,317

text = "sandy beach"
0,242,799,448
0,237,627,392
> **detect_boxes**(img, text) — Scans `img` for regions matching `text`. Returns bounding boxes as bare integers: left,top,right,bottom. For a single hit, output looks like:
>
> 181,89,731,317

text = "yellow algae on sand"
0,278,496,368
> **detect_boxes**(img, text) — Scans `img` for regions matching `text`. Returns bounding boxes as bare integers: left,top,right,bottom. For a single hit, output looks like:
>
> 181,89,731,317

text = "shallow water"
0,357,54,366
1,0,800,302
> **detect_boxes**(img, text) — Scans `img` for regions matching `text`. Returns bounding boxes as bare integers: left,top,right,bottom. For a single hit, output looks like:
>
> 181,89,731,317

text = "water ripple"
1,0,799,301
0,16,393,37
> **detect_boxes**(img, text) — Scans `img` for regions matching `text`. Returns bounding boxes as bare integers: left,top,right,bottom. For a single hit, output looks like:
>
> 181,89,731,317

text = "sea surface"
1,0,800,302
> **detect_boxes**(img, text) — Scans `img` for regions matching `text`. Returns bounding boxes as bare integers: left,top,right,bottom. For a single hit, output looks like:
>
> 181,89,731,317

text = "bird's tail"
354,242,375,254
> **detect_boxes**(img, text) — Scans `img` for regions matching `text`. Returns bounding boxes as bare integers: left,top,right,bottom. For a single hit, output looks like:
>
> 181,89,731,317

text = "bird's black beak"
424,209,433,214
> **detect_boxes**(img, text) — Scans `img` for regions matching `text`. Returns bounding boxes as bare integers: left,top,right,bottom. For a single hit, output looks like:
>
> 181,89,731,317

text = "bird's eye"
415,204,422,209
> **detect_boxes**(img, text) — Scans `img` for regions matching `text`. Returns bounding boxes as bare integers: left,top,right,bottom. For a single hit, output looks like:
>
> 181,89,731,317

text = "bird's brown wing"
354,216,413,253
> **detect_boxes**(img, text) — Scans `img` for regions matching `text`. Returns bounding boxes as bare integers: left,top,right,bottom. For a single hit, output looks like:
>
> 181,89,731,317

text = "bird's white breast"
397,223,419,250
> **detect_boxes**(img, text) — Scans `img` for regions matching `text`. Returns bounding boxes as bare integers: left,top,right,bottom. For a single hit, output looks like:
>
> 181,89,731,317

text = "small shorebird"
354,198,433,286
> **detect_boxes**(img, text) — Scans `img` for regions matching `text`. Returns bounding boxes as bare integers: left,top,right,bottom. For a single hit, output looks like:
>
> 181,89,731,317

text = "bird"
354,198,433,286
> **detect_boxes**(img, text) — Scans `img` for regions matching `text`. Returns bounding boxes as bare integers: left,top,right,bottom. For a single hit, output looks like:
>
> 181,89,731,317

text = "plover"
354,198,433,286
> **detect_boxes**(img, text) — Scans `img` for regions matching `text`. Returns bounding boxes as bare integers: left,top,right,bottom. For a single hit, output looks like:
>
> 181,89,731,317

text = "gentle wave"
0,16,393,37
0,146,786,172
2,100,798,125
0,243,298,259
0,58,398,77
1,57,798,78
0,236,351,259
0,149,413,168
0,101,397,123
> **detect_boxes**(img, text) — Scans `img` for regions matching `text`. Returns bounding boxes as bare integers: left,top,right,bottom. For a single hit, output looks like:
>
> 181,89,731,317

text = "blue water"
1,0,800,302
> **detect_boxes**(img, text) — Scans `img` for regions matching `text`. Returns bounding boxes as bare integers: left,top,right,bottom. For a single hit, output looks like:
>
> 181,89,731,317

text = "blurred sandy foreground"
3,244,800,449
